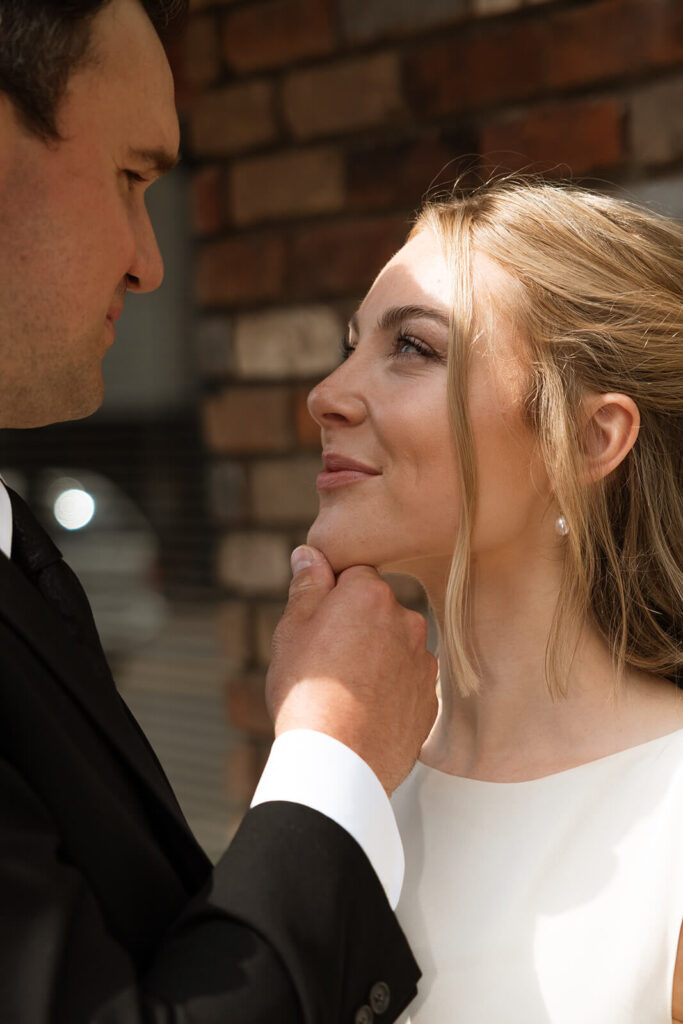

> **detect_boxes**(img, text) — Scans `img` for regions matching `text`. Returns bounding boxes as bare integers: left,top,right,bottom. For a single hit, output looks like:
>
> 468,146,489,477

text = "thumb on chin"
291,544,330,576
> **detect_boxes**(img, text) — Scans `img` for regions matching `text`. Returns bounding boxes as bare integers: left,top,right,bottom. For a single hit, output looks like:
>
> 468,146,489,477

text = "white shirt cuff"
251,729,405,909
0,478,12,560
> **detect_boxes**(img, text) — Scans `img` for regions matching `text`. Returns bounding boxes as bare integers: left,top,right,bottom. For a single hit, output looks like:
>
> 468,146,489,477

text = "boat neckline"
415,726,683,786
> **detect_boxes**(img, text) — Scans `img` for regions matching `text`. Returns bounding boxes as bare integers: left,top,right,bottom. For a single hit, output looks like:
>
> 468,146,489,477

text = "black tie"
8,486,107,659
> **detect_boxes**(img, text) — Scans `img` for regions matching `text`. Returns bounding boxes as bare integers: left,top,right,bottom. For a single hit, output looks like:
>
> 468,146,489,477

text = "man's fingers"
286,545,336,616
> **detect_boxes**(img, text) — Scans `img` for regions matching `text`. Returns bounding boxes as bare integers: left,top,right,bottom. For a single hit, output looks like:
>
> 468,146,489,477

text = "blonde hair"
412,178,683,696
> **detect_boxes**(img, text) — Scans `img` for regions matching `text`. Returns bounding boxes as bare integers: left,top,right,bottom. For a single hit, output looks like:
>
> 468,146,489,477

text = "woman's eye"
393,334,433,359
338,332,443,363
340,335,355,361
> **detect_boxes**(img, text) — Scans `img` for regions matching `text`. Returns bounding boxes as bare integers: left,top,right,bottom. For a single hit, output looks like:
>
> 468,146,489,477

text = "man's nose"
126,209,164,294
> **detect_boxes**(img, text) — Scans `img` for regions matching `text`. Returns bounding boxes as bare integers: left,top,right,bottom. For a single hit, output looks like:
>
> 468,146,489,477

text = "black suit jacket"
0,551,420,1022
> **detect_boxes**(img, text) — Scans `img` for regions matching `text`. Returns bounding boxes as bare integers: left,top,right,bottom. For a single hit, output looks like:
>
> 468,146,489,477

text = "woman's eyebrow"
348,304,450,334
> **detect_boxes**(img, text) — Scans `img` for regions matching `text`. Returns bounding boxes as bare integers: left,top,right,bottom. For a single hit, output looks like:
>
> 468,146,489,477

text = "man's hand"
266,545,439,795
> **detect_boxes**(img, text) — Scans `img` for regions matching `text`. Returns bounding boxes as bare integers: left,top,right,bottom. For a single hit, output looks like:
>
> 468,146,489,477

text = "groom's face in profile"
0,0,180,429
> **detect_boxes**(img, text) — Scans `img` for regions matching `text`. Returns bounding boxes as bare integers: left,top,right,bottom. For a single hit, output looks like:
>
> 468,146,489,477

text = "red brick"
187,81,277,157
251,457,320,524
546,0,683,90
191,166,224,236
231,147,344,226
340,0,468,43
347,136,477,212
196,234,286,306
283,53,405,140
407,19,547,117
226,674,273,738
202,386,292,454
409,0,683,119
184,14,221,88
294,386,322,448
481,98,625,176
287,215,409,298
166,32,194,113
221,0,335,73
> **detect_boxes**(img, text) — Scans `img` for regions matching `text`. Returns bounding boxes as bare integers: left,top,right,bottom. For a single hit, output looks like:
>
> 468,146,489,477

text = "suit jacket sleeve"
0,757,420,1024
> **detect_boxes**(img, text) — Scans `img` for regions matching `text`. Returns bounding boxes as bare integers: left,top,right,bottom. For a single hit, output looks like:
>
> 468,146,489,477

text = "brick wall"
178,0,683,807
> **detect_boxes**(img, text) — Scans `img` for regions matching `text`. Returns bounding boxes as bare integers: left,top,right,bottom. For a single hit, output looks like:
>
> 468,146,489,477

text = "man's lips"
106,306,123,325
317,453,381,491
104,305,124,343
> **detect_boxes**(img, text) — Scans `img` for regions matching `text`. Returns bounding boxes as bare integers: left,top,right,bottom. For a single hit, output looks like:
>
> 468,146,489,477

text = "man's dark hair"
0,0,187,141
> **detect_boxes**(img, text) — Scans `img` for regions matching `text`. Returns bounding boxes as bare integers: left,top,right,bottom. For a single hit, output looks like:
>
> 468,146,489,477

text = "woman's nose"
307,362,367,429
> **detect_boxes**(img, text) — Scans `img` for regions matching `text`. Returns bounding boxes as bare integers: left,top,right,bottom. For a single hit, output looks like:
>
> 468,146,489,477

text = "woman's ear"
582,393,640,483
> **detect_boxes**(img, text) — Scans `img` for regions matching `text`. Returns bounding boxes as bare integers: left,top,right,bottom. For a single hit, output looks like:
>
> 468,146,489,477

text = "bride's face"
307,228,547,583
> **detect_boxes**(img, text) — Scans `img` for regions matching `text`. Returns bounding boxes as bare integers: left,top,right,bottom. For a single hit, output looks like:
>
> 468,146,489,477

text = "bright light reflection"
54,489,96,531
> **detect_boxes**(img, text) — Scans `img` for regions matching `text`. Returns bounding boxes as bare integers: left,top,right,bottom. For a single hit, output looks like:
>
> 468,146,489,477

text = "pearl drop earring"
555,515,569,537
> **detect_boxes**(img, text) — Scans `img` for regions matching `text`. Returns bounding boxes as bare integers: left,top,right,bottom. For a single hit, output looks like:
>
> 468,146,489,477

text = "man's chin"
1,378,105,429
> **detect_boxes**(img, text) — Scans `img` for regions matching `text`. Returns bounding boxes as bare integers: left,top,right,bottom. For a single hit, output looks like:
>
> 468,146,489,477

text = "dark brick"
202,386,293,454
185,13,221,88
196,234,286,307
481,98,625,176
187,81,277,158
283,53,405,140
407,19,548,117
221,0,335,73
347,135,478,212
230,147,344,226
546,0,683,90
294,386,322,448
287,215,410,297
340,0,468,44
192,166,224,236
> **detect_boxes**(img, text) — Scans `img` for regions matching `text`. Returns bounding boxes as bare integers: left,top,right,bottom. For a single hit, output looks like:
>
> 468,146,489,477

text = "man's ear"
582,393,640,483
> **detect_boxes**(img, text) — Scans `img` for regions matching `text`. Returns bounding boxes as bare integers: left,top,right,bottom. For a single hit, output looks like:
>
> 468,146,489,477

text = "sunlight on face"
307,229,550,598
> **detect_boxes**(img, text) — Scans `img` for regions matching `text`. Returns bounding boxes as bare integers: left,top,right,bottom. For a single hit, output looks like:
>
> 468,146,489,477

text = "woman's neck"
418,547,682,780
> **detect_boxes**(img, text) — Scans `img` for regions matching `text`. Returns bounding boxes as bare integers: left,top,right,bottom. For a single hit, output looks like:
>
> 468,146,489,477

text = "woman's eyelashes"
340,330,445,364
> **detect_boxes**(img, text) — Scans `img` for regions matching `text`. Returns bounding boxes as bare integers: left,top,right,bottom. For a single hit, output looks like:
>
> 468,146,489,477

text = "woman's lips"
317,454,381,491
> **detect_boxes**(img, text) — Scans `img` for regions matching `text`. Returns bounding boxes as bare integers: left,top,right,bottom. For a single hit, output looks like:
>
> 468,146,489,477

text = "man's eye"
124,170,147,185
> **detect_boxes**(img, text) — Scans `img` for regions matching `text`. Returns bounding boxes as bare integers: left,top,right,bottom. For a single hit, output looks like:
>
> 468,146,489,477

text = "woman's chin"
306,520,378,575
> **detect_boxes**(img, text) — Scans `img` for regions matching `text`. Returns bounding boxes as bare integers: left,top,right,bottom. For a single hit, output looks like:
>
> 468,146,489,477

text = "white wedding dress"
392,728,683,1023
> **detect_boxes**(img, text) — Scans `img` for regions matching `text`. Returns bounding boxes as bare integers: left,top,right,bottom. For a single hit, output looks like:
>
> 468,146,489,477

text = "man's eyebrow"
348,304,451,334
127,147,180,175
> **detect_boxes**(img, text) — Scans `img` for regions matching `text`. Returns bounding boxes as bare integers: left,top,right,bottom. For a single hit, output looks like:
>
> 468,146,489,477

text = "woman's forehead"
360,230,451,320
362,229,516,326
